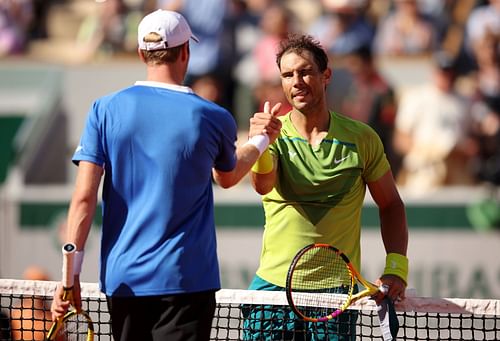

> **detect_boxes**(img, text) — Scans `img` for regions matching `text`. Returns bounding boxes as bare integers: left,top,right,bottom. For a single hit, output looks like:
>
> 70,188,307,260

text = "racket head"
285,243,355,322
46,309,94,341
47,243,94,340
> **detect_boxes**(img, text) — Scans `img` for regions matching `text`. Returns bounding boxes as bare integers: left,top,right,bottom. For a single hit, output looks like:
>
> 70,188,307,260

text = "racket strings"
289,247,353,319
56,313,92,341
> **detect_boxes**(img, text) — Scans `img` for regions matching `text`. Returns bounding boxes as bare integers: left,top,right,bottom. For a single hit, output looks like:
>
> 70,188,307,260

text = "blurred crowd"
1,0,499,195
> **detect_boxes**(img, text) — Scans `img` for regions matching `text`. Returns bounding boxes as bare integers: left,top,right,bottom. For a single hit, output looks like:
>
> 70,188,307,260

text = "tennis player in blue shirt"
50,9,282,341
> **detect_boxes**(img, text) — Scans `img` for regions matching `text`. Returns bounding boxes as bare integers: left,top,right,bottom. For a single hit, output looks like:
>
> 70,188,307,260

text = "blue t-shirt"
73,81,237,296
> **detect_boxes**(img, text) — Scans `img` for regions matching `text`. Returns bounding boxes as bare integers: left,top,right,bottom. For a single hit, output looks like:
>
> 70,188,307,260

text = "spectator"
469,30,500,185
159,0,234,111
0,0,33,56
374,0,437,57
190,73,224,104
76,0,140,62
252,3,295,117
29,0,53,40
465,0,500,58
339,45,401,174
393,51,478,194
231,0,277,125
308,0,375,56
10,266,52,341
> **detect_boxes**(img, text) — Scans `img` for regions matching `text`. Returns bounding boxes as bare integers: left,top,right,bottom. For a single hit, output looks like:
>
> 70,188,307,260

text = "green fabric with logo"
256,111,390,288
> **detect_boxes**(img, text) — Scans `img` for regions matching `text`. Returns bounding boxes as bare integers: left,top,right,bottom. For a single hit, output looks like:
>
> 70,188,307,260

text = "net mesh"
1,279,499,340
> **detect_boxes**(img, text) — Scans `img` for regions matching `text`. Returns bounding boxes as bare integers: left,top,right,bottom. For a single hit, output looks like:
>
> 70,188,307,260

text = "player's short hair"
140,32,184,65
276,34,329,72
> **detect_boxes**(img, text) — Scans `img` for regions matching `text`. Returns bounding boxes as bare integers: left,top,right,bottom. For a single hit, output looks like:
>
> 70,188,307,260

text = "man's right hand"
249,101,282,144
50,283,71,321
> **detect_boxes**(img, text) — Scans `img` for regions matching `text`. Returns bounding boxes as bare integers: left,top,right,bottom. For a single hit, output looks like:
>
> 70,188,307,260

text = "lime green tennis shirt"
256,111,390,287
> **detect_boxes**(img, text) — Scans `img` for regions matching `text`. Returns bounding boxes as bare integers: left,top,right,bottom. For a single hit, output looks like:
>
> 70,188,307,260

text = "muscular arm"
250,154,278,195
368,170,409,300
66,161,103,249
52,161,103,321
213,101,282,189
212,144,261,188
368,170,408,255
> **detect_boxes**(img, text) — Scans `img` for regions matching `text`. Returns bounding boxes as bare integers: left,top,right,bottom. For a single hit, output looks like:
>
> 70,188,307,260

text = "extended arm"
213,102,282,189
212,144,262,188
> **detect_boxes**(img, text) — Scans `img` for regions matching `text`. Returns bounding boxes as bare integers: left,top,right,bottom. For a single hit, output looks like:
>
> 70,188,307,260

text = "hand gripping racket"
46,243,94,341
286,243,399,340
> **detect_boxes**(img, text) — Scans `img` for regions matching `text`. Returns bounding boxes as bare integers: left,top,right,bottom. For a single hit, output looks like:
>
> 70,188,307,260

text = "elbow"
217,180,235,189
251,173,275,195
253,183,273,195
255,187,271,195
213,174,238,189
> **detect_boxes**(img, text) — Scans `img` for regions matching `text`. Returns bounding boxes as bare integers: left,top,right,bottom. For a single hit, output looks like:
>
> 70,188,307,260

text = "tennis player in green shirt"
244,34,409,340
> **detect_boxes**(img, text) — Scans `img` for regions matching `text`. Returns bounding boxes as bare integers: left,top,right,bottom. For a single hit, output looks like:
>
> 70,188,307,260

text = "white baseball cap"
137,9,199,51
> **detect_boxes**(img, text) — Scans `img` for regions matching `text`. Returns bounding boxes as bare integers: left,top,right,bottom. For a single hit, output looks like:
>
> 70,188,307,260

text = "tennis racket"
286,243,399,339
46,243,94,341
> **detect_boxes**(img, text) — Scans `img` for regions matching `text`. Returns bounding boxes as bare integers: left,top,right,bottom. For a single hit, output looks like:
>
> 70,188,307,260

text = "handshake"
245,101,283,156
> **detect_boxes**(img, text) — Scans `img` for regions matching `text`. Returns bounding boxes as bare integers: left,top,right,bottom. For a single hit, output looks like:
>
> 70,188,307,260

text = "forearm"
250,150,277,195
213,143,261,188
379,198,408,256
66,161,103,250
66,196,97,250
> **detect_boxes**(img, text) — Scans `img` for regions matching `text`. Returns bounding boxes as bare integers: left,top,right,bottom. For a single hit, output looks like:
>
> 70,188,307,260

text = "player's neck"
290,109,330,144
146,64,185,86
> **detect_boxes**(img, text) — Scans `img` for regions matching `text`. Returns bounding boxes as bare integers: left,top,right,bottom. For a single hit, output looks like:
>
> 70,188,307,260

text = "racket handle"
62,242,76,288
377,297,399,340
379,284,389,294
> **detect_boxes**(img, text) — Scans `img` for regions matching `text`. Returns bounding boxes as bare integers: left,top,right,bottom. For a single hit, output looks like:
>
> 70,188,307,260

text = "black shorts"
106,290,216,341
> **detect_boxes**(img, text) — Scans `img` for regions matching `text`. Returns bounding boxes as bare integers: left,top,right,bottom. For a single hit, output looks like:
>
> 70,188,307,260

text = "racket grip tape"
62,243,76,288
379,284,389,294
377,297,399,341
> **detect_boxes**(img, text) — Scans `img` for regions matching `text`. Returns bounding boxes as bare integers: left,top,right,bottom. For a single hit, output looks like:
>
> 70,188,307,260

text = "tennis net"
1,279,499,340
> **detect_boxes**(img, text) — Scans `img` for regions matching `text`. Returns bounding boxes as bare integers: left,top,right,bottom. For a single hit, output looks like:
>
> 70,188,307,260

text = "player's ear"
138,48,146,63
180,42,189,62
323,67,332,85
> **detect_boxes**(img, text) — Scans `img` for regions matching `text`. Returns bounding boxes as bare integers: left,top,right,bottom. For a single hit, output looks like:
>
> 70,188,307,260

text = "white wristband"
74,250,84,275
244,134,269,156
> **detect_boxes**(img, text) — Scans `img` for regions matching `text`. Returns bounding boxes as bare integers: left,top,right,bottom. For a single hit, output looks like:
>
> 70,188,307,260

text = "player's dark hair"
276,34,329,72
141,32,184,64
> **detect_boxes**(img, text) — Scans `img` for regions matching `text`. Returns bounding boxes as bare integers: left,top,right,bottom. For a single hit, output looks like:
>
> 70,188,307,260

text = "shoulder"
195,96,235,124
189,96,237,133
91,86,136,109
331,111,376,136
331,111,384,153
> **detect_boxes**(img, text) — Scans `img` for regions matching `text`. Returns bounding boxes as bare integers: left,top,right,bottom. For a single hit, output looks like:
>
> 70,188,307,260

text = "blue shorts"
242,275,358,341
